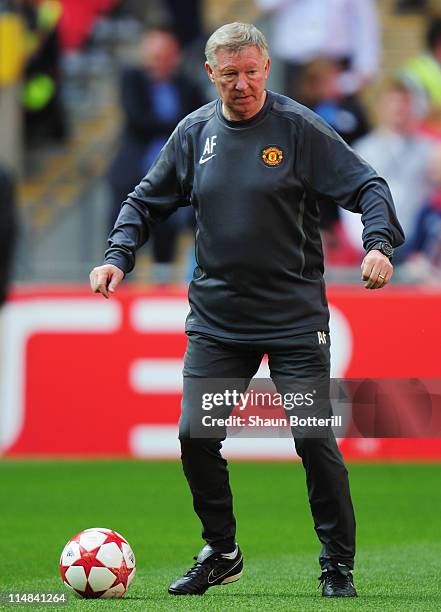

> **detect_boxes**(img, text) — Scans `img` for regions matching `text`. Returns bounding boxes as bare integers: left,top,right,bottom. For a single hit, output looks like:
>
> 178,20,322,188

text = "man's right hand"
89,264,124,299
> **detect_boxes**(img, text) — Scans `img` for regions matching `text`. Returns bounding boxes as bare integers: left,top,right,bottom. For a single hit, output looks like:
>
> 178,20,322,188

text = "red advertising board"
0,286,440,460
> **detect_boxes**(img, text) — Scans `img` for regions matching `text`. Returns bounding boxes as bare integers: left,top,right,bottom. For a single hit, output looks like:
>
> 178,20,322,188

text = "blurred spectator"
0,165,17,306
297,59,370,263
400,146,441,282
341,80,438,262
298,59,370,145
107,27,205,283
16,0,68,143
256,0,380,98
400,17,441,126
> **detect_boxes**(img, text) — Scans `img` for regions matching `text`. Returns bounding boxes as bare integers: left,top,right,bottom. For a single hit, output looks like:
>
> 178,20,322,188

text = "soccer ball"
60,528,136,598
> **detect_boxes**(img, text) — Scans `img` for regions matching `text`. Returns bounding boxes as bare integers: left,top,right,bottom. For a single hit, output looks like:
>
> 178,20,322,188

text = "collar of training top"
216,90,273,129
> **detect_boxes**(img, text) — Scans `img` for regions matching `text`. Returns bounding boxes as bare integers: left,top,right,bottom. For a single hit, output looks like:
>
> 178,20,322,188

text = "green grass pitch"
1,460,440,611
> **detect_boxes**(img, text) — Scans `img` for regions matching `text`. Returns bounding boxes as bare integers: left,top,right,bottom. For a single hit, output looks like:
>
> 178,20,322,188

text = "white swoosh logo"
207,556,242,584
199,154,216,165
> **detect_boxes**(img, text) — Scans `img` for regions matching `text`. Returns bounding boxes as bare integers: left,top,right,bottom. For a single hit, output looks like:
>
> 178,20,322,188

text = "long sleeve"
104,124,191,273
296,111,405,251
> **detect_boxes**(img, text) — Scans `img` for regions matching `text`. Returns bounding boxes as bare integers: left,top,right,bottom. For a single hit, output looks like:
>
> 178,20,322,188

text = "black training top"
104,90,404,340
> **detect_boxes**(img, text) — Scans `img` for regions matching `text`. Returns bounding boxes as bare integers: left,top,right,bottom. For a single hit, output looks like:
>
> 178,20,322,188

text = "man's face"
381,89,416,134
141,31,181,81
205,46,270,121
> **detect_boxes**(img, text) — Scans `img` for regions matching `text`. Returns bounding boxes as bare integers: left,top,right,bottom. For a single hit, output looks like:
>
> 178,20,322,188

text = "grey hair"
205,22,269,67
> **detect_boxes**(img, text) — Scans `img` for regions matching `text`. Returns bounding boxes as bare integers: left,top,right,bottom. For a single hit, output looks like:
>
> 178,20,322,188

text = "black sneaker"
168,544,243,595
319,566,357,597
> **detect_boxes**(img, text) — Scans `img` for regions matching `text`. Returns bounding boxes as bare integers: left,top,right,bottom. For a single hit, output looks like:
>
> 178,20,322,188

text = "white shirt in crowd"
341,130,435,251
257,0,380,91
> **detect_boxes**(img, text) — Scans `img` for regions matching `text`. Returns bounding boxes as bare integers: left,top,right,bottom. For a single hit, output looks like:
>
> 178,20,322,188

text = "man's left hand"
361,249,393,289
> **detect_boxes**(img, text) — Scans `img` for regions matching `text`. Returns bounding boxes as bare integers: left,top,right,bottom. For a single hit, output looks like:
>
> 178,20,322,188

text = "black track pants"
178,331,356,569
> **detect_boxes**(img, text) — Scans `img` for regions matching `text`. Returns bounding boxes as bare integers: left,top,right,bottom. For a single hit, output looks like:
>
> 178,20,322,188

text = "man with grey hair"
90,22,404,597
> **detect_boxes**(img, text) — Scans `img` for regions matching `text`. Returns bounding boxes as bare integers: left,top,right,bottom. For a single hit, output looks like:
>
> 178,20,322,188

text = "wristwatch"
370,241,394,261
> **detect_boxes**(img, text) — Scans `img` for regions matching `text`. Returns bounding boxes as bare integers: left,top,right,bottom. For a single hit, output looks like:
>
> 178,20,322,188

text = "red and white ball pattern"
60,528,136,598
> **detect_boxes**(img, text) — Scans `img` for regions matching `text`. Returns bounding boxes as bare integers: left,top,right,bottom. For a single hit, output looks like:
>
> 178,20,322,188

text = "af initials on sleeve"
318,331,327,344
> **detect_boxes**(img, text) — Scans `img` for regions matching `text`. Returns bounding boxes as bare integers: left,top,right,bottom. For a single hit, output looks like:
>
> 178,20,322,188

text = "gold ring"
378,274,385,280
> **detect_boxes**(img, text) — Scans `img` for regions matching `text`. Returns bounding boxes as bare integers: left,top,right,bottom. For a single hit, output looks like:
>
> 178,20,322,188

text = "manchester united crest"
261,146,284,167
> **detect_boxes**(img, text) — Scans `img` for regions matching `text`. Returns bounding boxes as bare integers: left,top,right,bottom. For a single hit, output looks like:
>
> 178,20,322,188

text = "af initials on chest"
199,135,217,165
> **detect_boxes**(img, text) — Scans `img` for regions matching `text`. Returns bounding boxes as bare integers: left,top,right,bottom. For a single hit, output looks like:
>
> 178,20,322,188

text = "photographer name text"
201,415,342,428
